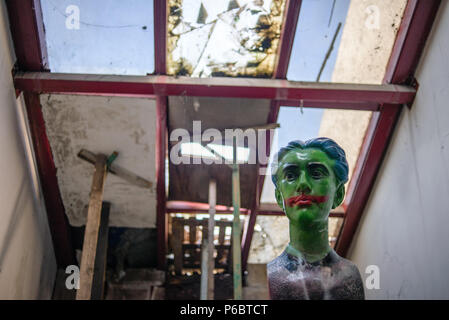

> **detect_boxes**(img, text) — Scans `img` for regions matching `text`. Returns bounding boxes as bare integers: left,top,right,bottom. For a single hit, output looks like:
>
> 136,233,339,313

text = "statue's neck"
287,220,331,263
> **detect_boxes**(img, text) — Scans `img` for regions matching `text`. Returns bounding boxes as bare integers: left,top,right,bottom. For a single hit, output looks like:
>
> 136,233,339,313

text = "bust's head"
271,138,348,228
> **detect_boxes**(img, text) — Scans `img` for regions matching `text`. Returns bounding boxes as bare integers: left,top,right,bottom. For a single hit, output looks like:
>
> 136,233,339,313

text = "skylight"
41,0,155,75
167,0,287,77
181,142,250,163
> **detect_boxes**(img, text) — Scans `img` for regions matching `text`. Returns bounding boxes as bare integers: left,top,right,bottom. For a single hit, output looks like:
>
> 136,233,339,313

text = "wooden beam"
78,149,153,190
14,72,416,107
91,201,110,300
200,180,216,300
232,141,242,300
156,96,168,270
77,155,108,300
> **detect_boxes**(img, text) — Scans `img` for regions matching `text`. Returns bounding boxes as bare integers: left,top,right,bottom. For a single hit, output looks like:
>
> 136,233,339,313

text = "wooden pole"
91,201,110,300
207,180,216,299
200,179,216,300
232,138,242,300
76,154,108,300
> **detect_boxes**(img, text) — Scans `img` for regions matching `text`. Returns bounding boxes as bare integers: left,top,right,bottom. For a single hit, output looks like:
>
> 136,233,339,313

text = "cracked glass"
167,0,287,78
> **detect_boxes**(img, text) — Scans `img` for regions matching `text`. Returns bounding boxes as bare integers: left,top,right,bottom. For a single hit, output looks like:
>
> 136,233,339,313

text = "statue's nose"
297,171,311,194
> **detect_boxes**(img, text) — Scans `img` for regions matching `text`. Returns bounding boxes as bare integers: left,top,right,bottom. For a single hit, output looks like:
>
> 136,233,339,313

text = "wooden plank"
91,201,110,300
188,217,197,244
200,238,209,300
78,149,153,189
200,180,216,300
232,141,242,300
207,180,216,300
172,218,184,275
76,154,108,300
151,287,165,300
218,221,226,244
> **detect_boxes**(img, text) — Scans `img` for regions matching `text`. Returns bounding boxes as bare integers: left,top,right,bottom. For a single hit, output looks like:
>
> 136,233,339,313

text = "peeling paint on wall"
40,94,157,228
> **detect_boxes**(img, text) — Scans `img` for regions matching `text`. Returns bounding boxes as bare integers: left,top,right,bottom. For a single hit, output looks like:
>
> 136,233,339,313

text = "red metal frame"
156,96,168,270
154,0,167,74
13,72,416,105
242,0,302,270
153,0,168,270
6,0,76,267
22,93,76,267
335,0,442,256
273,0,302,79
383,0,442,85
6,0,48,71
166,201,344,217
6,0,441,269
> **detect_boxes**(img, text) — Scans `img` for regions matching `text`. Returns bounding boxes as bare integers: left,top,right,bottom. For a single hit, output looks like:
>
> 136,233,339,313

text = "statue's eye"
285,172,297,181
308,163,328,180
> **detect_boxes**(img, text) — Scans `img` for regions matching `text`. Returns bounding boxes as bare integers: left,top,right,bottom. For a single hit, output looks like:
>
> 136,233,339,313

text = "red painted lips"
286,194,329,207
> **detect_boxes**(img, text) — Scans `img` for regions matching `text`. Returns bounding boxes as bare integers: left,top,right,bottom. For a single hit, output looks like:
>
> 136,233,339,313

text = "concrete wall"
348,1,449,299
40,94,157,228
0,2,57,299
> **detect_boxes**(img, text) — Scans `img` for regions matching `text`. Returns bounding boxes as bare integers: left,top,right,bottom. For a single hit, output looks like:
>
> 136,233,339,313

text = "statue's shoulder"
267,250,290,274
331,251,362,277
329,251,365,299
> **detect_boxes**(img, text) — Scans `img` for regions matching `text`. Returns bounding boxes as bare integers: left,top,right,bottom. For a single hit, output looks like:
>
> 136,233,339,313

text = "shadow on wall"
71,226,158,279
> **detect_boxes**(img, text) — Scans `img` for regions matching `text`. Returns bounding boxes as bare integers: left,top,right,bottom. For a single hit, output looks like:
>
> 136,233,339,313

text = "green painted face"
274,148,345,228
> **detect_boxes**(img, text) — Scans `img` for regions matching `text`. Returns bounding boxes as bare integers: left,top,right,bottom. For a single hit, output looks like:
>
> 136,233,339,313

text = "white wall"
349,1,449,299
0,2,57,299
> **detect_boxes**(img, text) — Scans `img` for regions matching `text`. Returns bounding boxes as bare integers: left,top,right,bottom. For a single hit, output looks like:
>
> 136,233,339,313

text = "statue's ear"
275,188,284,210
332,184,345,209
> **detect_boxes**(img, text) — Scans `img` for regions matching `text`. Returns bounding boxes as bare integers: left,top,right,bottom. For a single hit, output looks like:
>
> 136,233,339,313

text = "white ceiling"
40,94,157,228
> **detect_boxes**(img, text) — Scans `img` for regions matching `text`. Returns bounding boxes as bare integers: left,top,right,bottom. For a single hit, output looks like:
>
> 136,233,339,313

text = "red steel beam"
5,0,48,71
242,0,303,271
383,0,442,85
166,201,250,214
14,72,416,107
23,93,77,267
156,96,168,270
166,200,345,217
336,0,442,256
6,0,76,267
335,105,402,256
154,1,168,269
278,99,380,111
154,0,167,74
273,0,302,79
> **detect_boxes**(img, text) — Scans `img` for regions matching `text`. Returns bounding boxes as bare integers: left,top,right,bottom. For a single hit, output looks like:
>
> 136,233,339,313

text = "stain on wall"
40,94,157,228
349,1,449,299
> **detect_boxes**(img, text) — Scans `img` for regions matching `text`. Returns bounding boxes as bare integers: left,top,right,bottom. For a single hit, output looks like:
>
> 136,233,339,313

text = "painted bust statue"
267,138,364,300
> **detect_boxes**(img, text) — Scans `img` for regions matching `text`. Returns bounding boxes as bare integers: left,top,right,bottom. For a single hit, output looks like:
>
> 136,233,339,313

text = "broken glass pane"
167,0,287,77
